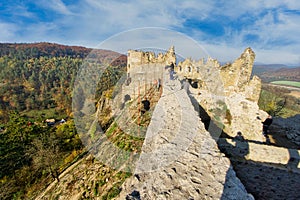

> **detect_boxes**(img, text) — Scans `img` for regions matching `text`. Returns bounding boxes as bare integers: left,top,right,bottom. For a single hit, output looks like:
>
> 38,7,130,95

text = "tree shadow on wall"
188,94,300,200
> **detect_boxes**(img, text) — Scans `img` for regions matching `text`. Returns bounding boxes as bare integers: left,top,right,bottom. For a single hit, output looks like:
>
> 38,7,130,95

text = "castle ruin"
125,46,266,141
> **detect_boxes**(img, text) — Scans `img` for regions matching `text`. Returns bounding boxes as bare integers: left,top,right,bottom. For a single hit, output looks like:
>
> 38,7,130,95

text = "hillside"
0,42,127,199
0,42,92,58
261,67,300,82
0,42,127,62
0,43,126,116
253,64,287,74
253,64,300,82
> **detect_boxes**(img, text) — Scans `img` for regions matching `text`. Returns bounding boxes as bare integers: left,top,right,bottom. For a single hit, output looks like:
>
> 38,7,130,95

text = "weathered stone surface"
175,47,261,103
118,71,253,199
224,93,268,141
272,115,300,146
218,138,300,170
244,75,261,102
220,48,256,95
182,47,268,142
190,88,268,142
231,160,300,200
127,46,176,73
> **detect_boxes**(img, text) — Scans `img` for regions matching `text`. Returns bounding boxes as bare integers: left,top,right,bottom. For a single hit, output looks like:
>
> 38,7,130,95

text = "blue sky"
1,0,300,65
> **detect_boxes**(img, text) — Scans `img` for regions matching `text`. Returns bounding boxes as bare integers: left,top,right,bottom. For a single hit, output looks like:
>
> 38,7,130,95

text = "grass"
101,171,131,200
259,87,300,118
105,122,144,152
106,122,117,137
271,81,300,88
277,107,299,118
22,108,67,121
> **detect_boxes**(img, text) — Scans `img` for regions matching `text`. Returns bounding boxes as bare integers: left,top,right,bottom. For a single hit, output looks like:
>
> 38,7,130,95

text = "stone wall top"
127,46,176,70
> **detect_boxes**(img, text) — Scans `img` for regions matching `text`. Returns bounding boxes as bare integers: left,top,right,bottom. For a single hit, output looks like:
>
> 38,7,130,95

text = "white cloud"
34,0,72,15
53,0,72,14
1,0,300,64
97,27,208,59
44,0,300,64
256,49,300,65
204,43,300,65
83,0,180,28
0,21,62,44
0,22,18,42
11,5,35,18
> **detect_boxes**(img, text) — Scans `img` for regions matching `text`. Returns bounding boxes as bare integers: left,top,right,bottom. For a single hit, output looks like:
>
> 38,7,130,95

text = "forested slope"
0,42,126,199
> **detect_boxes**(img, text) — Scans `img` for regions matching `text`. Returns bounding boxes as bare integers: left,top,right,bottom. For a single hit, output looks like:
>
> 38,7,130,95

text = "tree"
0,112,36,178
28,134,62,182
259,89,286,117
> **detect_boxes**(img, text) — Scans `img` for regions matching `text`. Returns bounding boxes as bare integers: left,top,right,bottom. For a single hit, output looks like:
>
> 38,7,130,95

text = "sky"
1,0,300,65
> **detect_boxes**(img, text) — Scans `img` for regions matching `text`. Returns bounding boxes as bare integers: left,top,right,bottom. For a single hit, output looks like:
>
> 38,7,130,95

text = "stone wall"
175,47,261,103
175,58,205,80
272,115,300,146
127,46,176,76
220,47,260,102
174,47,268,142
218,138,300,171
124,46,176,103
118,70,253,199
126,45,269,144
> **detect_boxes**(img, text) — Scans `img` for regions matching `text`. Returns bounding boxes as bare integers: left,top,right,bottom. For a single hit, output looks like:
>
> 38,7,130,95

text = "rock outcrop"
220,48,258,100
181,48,269,142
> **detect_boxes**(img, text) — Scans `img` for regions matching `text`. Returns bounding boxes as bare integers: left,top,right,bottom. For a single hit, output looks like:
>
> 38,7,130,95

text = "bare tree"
27,135,62,182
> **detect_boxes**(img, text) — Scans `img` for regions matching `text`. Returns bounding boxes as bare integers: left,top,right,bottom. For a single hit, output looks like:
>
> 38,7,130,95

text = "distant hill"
0,42,127,64
252,64,288,74
252,64,300,82
0,42,127,115
0,42,127,68
0,42,93,58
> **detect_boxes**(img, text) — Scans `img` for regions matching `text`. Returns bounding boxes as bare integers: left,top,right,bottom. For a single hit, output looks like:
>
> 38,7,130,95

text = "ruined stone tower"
127,46,176,78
